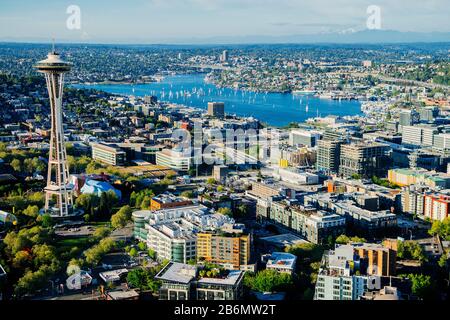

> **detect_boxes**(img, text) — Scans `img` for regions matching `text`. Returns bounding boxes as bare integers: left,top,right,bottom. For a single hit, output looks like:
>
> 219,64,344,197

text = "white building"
156,147,192,171
314,245,381,300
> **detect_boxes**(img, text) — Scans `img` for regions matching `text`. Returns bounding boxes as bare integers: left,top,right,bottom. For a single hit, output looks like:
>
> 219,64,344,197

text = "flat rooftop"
156,262,197,284
260,233,308,247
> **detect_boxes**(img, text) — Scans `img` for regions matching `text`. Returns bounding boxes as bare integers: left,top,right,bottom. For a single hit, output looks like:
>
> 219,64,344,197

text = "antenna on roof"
51,38,56,54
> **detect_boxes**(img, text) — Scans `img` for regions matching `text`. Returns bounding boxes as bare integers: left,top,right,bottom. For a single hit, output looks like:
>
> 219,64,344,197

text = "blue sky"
1,0,450,43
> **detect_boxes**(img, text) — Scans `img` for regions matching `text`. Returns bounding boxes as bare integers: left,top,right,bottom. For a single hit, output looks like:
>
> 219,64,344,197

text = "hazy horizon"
1,0,450,44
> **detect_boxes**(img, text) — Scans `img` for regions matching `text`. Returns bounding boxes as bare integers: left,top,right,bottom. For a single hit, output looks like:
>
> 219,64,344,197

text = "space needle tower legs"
34,47,73,217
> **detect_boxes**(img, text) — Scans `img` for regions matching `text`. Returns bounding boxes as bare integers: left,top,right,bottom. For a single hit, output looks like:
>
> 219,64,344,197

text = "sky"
1,0,450,43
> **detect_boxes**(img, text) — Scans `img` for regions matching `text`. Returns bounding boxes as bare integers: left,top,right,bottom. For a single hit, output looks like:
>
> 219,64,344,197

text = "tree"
217,207,233,217
181,191,194,199
397,241,427,263
207,178,217,185
111,205,132,229
428,218,450,240
10,159,22,172
37,214,54,228
129,247,138,257
335,234,367,244
93,226,111,239
137,242,147,251
244,269,293,293
84,237,116,266
406,274,435,300
22,205,39,218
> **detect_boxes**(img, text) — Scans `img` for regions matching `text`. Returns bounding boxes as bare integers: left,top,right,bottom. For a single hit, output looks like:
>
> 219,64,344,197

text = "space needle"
34,45,73,217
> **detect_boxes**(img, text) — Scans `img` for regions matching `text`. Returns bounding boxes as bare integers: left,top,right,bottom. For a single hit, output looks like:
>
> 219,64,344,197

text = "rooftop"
155,262,197,284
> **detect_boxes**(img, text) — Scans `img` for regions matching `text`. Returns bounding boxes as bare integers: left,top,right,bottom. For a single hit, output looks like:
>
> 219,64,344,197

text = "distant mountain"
174,30,450,45
2,30,450,45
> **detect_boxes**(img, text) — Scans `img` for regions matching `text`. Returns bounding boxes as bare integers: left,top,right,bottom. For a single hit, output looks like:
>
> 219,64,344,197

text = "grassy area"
55,236,92,251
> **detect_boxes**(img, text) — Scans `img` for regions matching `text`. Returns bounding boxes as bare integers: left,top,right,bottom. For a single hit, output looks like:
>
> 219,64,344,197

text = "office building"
132,205,237,263
316,139,342,173
433,133,450,151
220,50,229,62
388,168,450,189
419,106,439,122
402,125,439,147
207,102,225,118
92,143,126,166
156,148,192,171
289,129,321,147
339,141,390,178
196,232,251,270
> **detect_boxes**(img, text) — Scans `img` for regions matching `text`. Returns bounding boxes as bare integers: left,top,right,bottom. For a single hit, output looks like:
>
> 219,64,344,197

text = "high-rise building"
220,50,229,62
339,141,390,178
207,102,225,118
316,139,342,173
34,49,73,217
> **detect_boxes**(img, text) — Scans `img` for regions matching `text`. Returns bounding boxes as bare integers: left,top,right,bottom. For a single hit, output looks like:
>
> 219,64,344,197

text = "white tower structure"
34,48,73,217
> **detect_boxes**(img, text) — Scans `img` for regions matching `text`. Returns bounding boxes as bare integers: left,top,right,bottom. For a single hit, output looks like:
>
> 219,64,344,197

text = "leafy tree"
36,214,54,228
22,205,39,218
335,234,367,244
111,205,132,229
84,237,116,266
93,226,111,239
404,274,435,300
244,269,293,293
10,158,22,172
137,242,147,251
428,218,450,240
181,191,194,199
217,207,232,217
397,241,428,263
129,247,138,257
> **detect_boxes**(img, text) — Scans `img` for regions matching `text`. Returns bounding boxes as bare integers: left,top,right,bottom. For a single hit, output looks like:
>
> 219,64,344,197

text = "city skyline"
1,0,450,44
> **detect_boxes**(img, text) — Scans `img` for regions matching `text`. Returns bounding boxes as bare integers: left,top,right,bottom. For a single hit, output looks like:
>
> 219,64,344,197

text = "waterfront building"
207,102,225,118
92,142,126,166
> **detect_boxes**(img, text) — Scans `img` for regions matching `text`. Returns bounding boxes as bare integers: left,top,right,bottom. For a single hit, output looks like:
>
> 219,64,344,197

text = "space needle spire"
34,44,73,217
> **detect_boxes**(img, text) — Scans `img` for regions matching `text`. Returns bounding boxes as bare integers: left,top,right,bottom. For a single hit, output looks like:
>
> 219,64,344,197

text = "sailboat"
305,104,309,112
